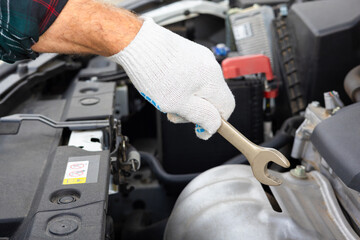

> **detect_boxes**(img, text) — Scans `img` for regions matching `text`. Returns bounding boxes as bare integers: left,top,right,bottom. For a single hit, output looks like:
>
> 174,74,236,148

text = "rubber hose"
224,115,304,165
344,65,360,102
140,151,198,185
223,132,292,165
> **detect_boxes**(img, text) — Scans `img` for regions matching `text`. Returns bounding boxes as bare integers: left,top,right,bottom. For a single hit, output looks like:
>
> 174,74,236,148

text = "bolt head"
290,165,307,179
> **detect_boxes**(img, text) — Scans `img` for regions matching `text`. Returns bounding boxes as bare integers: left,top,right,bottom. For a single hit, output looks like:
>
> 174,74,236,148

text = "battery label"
63,161,89,185
233,22,253,40
63,155,100,185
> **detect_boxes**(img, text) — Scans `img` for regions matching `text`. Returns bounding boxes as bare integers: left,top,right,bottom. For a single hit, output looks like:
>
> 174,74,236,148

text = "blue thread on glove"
140,93,206,133
140,92,161,111
195,124,205,133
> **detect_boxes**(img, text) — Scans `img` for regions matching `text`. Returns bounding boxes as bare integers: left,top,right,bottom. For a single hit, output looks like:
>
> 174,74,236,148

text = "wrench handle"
217,119,258,164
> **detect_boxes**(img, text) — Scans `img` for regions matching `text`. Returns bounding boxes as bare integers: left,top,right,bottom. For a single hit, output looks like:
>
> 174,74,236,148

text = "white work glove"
108,18,235,140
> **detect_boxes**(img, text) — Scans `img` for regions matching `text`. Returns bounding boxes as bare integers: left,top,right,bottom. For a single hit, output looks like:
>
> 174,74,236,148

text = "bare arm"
31,0,142,56
32,0,235,140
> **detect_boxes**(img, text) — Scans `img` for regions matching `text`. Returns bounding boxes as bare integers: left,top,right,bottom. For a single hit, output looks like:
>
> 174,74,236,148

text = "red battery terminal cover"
264,88,278,99
221,54,278,98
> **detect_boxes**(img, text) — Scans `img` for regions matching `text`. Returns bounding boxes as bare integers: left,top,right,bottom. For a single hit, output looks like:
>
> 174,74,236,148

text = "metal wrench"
217,119,290,186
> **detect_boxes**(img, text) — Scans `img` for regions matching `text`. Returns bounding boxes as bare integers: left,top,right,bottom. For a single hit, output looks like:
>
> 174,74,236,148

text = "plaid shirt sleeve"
0,0,68,63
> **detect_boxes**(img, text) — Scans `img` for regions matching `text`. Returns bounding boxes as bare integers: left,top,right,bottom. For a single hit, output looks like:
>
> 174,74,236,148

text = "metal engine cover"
164,165,358,240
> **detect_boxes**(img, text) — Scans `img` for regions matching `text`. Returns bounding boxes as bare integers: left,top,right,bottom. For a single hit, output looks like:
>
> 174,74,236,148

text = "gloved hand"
108,18,235,140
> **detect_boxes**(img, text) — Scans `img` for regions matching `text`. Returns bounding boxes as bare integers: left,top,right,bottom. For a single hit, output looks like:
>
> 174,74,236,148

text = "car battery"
158,77,264,174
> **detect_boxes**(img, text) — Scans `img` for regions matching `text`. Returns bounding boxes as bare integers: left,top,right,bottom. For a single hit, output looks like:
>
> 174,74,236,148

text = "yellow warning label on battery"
63,177,87,185
63,160,89,185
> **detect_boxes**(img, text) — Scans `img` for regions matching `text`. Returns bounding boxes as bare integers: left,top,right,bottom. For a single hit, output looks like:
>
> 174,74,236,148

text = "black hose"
219,115,304,165
140,115,304,185
279,115,304,135
140,151,199,185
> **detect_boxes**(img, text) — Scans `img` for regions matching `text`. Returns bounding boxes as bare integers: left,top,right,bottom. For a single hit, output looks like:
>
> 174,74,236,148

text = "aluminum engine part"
164,165,359,240
290,102,330,161
291,102,360,231
319,163,360,232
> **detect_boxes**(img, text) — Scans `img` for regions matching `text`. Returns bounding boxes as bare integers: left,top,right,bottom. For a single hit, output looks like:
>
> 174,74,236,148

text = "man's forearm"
31,0,142,56
32,0,235,140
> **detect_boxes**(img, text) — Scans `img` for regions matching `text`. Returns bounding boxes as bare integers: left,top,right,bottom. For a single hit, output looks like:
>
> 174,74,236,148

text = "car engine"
0,0,359,239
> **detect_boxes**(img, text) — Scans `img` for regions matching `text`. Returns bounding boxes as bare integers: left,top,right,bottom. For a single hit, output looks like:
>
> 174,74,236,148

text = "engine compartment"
0,0,359,239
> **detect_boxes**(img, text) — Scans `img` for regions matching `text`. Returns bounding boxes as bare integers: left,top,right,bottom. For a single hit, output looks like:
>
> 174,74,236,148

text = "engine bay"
0,0,359,239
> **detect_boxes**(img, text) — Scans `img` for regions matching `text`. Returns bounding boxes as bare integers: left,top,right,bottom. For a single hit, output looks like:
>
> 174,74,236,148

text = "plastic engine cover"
311,102,360,192
286,0,360,104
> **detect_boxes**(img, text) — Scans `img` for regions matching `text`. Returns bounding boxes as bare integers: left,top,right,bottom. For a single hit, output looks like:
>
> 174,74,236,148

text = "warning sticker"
63,161,89,185
233,22,253,41
62,155,100,185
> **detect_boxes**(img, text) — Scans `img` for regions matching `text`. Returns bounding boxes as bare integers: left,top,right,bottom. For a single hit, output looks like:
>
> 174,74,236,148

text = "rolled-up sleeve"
0,0,68,63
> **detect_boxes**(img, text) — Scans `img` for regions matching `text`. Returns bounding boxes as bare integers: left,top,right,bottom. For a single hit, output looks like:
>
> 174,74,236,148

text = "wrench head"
251,148,290,186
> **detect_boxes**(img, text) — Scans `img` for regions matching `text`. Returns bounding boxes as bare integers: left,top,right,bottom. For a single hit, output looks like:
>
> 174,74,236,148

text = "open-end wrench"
218,119,290,186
